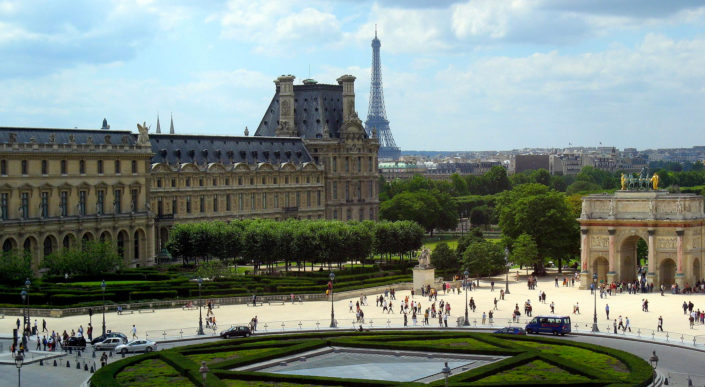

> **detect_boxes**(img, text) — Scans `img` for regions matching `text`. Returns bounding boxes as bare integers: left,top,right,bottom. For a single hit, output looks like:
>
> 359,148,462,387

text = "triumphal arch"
579,185,705,289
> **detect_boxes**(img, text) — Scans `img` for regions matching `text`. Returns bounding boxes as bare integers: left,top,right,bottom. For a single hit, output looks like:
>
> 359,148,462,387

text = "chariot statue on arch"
620,167,659,191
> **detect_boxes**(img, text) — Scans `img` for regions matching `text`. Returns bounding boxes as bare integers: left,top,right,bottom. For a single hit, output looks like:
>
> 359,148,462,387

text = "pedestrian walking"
42,319,47,333
613,319,617,334
624,316,631,332
657,316,663,332
132,324,137,339
605,304,610,320
482,312,486,325
550,301,555,314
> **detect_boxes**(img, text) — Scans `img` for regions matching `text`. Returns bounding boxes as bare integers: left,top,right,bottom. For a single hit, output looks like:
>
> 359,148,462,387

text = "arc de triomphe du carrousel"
579,173,705,290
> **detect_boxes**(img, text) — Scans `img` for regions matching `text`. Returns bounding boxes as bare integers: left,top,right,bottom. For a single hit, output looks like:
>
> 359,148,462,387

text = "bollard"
121,352,125,358
53,359,57,367
77,350,81,357
109,351,113,357
66,360,70,367
90,366,94,373
387,319,391,328
40,359,43,366
76,361,81,369
84,363,88,371
93,351,96,358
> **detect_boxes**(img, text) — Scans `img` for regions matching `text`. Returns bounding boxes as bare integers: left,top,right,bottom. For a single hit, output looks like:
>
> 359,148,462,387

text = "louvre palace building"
0,75,379,269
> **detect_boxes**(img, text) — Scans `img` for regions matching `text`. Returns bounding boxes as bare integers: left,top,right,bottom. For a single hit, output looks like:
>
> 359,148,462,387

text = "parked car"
114,339,157,354
493,327,526,335
525,316,571,336
64,336,87,349
93,337,126,351
220,326,252,339
91,331,128,345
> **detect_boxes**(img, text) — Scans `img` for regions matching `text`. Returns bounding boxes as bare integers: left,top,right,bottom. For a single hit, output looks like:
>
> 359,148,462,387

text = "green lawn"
475,360,591,384
423,239,458,251
391,337,498,351
115,358,191,387
66,280,154,287
185,348,276,365
510,340,629,378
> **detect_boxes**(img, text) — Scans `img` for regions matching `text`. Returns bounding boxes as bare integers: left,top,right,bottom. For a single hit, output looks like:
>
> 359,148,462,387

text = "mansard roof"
149,134,312,165
0,127,136,146
254,83,346,139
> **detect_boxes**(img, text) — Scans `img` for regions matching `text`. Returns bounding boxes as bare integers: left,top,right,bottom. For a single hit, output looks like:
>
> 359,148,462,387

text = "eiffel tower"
365,28,400,161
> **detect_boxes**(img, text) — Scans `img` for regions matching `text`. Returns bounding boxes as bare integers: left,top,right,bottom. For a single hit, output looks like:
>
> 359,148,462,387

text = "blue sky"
1,0,704,151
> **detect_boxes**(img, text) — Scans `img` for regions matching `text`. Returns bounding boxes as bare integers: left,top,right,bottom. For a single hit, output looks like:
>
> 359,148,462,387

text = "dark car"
220,326,252,339
65,336,87,349
91,331,128,345
494,327,526,335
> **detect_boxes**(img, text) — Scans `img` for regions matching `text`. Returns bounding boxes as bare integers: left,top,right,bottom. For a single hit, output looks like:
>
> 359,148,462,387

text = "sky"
1,0,704,151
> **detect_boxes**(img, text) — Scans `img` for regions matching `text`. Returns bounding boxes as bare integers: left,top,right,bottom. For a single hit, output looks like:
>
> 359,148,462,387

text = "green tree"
380,190,457,235
0,250,33,285
462,240,506,279
511,233,539,268
485,166,511,194
431,242,459,272
530,169,551,186
43,240,122,276
496,183,579,274
566,180,602,194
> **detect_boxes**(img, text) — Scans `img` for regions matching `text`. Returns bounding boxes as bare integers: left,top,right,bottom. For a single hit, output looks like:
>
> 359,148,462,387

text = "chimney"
337,74,356,120
275,75,296,136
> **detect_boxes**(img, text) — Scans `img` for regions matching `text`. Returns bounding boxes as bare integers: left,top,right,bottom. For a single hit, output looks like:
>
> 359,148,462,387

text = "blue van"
525,316,571,335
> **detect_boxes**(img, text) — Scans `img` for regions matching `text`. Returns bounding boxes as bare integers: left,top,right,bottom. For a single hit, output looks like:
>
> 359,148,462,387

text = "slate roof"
0,127,136,146
149,134,312,165
254,83,350,139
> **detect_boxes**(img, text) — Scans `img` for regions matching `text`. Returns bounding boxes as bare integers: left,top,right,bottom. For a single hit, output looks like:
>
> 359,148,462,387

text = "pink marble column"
608,229,616,272
676,230,684,274
580,229,589,272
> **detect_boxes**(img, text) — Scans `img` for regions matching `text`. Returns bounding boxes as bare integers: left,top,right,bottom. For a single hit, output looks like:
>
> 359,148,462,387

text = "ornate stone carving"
49,134,56,143
591,236,609,248
9,133,17,143
417,247,432,269
137,122,150,146
609,199,615,216
69,134,75,143
104,135,111,144
656,236,677,249
86,136,93,145
281,99,291,116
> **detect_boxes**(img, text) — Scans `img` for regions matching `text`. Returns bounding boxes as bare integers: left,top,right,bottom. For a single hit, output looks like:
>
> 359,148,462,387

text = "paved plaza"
3,274,705,342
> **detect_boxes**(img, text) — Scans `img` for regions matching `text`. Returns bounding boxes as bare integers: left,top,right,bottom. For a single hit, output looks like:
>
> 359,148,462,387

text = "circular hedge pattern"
91,331,653,386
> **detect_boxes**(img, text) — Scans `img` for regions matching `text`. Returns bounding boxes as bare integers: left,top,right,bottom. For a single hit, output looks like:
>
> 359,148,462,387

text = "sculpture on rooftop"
620,171,660,191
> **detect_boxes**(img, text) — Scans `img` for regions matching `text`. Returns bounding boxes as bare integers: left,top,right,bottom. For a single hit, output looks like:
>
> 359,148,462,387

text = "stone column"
647,229,656,285
607,229,617,284
676,230,685,288
580,229,590,289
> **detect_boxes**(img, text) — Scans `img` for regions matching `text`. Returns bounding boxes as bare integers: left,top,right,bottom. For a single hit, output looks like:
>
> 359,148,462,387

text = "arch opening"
660,259,676,287
620,235,647,282
592,256,609,284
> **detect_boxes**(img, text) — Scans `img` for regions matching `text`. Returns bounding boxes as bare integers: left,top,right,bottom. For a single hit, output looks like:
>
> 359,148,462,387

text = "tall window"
60,191,68,216
285,193,290,207
97,160,103,174
368,157,372,172
40,192,48,218
226,194,231,211
213,178,217,186
157,179,162,188
200,197,205,212
199,178,204,187
131,189,138,212
61,160,67,175
333,209,338,220
357,182,361,199
213,196,218,212
97,190,105,215
345,157,349,172
296,192,300,207
172,198,177,214
369,181,373,198
262,193,267,209
41,160,48,175
345,182,350,201
333,182,338,199
186,178,191,187
250,193,255,210
114,189,122,213
115,160,121,174
131,160,137,174
357,157,362,173
261,177,266,185
274,193,279,208
171,179,176,187
78,190,86,216
20,192,29,219
347,208,352,220
21,160,28,175
0,160,6,176
238,194,243,211
359,208,364,221
332,157,337,172
186,196,192,213
158,199,163,216
238,177,242,185
369,208,375,220
307,192,311,207
0,193,7,220
317,191,321,206
79,160,85,174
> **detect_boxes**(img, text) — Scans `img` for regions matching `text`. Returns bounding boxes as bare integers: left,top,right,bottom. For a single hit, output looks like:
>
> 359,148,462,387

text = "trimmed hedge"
128,290,178,300
94,331,654,387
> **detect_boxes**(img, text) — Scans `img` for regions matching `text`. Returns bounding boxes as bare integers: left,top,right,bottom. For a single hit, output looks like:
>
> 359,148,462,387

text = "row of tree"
166,219,425,271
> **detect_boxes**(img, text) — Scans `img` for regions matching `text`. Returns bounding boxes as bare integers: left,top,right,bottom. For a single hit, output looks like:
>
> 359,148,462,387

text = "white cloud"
218,0,343,54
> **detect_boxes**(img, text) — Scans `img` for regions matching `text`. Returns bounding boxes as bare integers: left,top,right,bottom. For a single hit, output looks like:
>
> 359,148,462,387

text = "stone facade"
579,190,705,289
0,74,380,269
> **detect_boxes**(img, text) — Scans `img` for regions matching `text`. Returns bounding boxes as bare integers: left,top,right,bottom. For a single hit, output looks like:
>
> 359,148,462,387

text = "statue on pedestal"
417,247,432,269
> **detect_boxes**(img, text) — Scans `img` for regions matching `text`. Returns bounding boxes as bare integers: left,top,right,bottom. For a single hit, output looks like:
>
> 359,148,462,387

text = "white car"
114,339,157,354
93,337,126,351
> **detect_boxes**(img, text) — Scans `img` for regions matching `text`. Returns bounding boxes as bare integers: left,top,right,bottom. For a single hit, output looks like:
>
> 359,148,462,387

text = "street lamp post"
24,278,30,335
20,290,27,340
197,278,205,335
504,248,511,295
101,280,106,335
15,351,24,387
199,360,209,387
329,272,336,328
463,270,470,326
591,273,599,332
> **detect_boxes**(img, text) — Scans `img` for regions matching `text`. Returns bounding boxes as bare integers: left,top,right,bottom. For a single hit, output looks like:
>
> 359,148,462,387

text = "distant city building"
511,154,550,174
